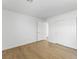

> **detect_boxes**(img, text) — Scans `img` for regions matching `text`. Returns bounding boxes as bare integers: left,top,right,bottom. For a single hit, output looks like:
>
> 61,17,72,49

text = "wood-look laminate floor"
2,40,77,59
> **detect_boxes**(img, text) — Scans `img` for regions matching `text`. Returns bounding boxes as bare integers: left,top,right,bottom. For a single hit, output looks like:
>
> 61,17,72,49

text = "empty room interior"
2,0,77,59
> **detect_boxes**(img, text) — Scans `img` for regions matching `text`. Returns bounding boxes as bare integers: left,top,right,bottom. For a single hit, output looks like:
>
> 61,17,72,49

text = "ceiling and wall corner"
2,0,77,19
2,0,77,49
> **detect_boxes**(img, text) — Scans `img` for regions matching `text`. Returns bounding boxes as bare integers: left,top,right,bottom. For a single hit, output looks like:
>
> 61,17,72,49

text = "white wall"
2,9,48,50
2,9,41,50
3,9,76,50
47,10,77,49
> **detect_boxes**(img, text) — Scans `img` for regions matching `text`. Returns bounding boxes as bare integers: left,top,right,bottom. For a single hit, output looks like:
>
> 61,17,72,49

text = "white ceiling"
3,0,77,19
